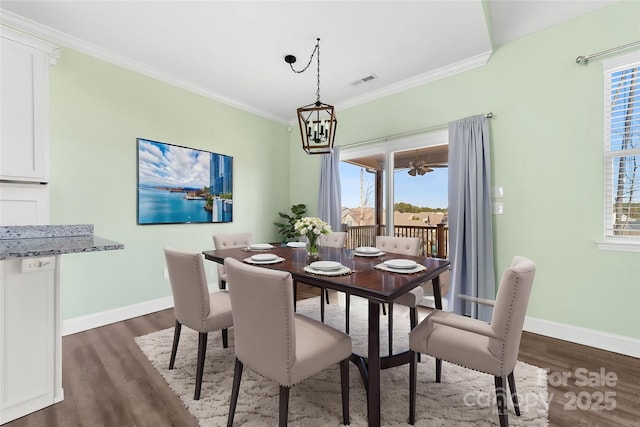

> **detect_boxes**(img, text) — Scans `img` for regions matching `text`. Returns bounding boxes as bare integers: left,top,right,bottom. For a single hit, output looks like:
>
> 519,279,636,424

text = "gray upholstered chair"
163,247,234,400
224,257,351,427
212,232,253,290
317,231,348,319
371,235,421,354
408,256,536,427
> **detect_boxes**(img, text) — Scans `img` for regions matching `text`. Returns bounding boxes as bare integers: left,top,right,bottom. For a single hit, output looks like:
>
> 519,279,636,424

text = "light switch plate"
492,186,504,198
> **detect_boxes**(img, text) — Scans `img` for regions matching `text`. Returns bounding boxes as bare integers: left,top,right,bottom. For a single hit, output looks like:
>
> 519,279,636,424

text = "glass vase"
307,236,319,258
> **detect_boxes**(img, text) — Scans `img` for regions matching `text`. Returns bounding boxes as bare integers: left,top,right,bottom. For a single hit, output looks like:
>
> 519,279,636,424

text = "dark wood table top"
202,245,450,303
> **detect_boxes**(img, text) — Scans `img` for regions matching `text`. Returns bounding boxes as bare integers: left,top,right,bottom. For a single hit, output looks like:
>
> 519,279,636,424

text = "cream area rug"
135,296,549,426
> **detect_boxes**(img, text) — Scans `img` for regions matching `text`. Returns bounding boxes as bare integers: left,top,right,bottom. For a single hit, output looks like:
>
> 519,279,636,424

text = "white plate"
249,243,274,250
251,253,278,262
244,256,284,265
355,246,379,254
375,263,425,274
304,265,351,276
354,250,384,257
384,259,417,269
286,242,307,248
309,261,342,271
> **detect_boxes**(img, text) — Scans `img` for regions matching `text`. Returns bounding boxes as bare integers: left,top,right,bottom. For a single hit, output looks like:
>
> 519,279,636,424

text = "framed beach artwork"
137,138,233,224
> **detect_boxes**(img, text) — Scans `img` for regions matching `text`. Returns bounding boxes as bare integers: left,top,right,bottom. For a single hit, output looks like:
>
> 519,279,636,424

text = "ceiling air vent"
351,74,378,86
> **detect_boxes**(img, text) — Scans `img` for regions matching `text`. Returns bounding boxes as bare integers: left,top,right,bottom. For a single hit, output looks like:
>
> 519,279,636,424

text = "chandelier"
285,38,336,155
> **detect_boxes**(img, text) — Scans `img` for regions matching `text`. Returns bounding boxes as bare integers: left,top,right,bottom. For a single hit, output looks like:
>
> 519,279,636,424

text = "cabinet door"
0,257,60,424
0,30,57,183
0,182,50,225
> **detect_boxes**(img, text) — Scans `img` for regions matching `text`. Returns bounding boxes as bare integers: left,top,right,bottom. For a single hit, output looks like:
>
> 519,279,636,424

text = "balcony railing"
343,224,448,258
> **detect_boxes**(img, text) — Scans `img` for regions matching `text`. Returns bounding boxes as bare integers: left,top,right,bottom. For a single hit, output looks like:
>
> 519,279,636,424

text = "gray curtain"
318,146,342,231
447,115,495,321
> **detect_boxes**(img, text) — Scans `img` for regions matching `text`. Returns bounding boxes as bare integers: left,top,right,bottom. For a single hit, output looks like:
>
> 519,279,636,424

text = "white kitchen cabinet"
0,256,62,424
0,27,58,183
0,225,123,424
0,182,50,225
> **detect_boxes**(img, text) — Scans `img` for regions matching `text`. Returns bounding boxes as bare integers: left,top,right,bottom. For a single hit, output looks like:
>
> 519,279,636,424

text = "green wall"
290,1,640,339
50,50,290,319
49,2,639,341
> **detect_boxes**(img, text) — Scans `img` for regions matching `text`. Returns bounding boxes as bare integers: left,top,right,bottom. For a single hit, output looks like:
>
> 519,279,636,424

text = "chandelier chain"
316,41,321,103
288,38,319,74
288,38,322,103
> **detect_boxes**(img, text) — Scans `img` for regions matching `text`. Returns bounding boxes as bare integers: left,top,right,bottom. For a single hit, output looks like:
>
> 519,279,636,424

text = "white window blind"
602,53,640,248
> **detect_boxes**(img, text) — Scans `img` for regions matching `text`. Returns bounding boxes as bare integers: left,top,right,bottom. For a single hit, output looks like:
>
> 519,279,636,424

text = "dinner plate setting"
286,241,307,248
243,253,285,264
304,261,351,276
353,246,385,257
375,259,426,274
246,243,274,251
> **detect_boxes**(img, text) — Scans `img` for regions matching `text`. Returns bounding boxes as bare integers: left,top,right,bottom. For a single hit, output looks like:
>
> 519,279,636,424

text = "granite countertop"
0,224,124,260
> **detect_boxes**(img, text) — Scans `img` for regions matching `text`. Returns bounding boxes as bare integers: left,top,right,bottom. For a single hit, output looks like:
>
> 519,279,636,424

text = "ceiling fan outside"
407,151,446,176
408,158,432,176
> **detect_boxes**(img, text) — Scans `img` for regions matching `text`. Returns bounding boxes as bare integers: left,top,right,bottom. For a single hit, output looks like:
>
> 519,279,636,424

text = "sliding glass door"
339,129,449,256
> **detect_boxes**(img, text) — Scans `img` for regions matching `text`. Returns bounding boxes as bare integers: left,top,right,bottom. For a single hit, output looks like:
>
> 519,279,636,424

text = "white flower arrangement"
294,217,331,243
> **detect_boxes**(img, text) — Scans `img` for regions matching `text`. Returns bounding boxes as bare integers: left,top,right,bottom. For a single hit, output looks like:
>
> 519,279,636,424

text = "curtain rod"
576,41,640,64
341,112,493,149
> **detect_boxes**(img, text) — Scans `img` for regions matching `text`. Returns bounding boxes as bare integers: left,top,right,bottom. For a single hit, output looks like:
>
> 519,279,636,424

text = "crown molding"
0,9,287,124
2,8,492,127
1,17,60,65
336,50,493,112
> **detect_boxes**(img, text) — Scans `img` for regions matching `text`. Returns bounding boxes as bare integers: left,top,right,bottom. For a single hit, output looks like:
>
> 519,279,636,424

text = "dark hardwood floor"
5,284,639,426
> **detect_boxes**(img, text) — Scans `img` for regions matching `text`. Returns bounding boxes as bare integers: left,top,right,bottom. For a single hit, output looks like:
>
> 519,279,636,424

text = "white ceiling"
0,1,618,124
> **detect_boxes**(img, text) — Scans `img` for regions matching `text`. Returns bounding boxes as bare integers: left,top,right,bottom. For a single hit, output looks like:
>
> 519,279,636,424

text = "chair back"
375,235,420,256
224,257,296,383
488,256,536,373
212,232,253,285
212,232,253,250
318,231,347,248
163,247,211,332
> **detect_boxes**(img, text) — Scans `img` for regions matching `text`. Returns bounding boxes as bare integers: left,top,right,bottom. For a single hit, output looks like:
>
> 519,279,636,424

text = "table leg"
368,300,381,427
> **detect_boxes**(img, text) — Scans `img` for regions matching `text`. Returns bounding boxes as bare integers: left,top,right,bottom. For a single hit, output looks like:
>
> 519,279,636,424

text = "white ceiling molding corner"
336,50,493,114
0,8,287,124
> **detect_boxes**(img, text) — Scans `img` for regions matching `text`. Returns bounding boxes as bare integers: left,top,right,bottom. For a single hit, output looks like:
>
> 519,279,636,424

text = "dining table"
202,244,450,427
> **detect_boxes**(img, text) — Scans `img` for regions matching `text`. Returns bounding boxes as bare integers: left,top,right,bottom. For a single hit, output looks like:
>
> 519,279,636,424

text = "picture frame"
137,138,233,224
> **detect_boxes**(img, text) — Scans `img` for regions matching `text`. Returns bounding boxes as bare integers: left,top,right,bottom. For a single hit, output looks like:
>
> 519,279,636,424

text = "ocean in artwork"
138,187,233,224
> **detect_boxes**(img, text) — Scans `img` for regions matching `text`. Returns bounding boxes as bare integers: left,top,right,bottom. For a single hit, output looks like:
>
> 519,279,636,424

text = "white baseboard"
62,292,639,359
62,295,174,336
62,284,221,336
524,316,640,359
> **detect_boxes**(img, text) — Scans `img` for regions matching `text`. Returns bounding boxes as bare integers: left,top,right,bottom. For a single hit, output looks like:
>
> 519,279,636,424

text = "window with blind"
601,52,640,251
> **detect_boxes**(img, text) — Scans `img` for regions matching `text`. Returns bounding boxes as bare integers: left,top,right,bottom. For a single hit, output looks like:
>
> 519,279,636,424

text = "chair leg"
169,320,182,369
325,288,331,304
340,358,350,426
227,358,243,427
409,350,417,425
320,287,326,322
194,332,208,400
345,293,351,334
494,375,509,427
507,371,521,416
279,385,290,427
388,302,394,356
220,280,227,290
382,302,387,315
435,358,442,383
221,328,228,348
